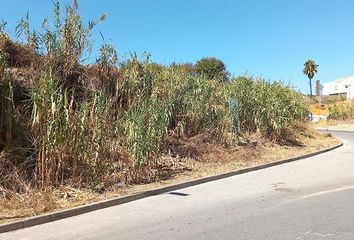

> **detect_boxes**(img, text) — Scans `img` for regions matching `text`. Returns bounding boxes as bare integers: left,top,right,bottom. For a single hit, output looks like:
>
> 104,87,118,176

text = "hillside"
0,0,339,222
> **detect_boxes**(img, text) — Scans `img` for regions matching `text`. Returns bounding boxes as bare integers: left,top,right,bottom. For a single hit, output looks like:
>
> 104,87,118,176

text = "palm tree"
302,60,318,98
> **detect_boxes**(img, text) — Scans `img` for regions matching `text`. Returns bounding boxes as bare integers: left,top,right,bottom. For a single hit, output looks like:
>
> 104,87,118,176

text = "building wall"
322,83,348,96
348,85,354,100
322,77,354,100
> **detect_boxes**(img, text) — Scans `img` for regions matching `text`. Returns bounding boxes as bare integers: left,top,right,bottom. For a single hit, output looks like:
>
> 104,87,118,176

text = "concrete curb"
315,128,354,133
0,141,343,234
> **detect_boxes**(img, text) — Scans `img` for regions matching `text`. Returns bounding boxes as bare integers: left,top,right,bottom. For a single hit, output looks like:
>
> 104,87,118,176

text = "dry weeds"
0,129,340,224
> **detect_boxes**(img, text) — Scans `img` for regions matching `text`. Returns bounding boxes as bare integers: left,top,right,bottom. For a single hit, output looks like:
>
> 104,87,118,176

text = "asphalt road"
1,131,354,240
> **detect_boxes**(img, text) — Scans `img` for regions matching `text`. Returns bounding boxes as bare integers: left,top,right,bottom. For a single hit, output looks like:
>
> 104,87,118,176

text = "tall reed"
31,68,115,188
231,77,308,140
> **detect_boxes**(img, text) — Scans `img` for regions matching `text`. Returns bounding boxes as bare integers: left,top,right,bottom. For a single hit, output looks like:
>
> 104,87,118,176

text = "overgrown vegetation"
231,77,308,142
0,0,309,197
328,100,354,120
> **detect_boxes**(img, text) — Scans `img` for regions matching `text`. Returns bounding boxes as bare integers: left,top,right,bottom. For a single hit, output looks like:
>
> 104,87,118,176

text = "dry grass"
310,103,329,115
0,129,340,224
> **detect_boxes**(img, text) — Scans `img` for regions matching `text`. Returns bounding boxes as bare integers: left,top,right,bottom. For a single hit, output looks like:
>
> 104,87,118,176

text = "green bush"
195,57,229,82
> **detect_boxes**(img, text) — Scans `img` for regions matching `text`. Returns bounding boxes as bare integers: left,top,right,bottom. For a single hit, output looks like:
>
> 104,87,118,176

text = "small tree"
302,59,318,98
195,57,229,82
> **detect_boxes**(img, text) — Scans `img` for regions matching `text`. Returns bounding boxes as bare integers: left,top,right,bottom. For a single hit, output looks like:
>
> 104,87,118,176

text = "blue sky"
1,0,354,93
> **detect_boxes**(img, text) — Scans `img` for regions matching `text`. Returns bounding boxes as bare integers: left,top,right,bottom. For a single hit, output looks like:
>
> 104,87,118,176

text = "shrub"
195,57,229,82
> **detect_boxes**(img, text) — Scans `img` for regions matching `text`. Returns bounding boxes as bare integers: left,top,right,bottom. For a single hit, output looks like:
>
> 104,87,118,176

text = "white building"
322,76,354,100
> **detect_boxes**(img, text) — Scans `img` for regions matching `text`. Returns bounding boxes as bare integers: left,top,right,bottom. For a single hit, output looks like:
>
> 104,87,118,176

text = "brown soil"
0,129,340,224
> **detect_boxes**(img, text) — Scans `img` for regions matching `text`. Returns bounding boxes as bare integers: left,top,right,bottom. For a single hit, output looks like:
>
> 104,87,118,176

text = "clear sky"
1,0,354,93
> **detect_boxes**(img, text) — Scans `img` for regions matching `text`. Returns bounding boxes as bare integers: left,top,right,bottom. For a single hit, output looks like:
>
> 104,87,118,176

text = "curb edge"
0,140,343,234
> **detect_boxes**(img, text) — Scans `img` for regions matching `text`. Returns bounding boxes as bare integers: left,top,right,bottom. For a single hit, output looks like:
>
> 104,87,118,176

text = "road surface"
1,131,354,240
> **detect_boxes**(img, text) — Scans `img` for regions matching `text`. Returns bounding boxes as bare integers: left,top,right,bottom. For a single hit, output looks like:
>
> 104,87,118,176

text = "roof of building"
324,76,354,86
